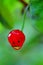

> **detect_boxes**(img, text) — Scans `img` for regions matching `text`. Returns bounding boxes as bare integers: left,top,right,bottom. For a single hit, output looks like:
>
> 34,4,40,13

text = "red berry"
8,30,25,50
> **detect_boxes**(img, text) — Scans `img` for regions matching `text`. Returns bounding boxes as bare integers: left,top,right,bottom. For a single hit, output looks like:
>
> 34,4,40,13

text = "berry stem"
21,5,29,31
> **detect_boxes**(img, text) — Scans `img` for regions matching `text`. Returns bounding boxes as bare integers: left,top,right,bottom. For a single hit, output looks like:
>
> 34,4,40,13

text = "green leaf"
30,0,43,33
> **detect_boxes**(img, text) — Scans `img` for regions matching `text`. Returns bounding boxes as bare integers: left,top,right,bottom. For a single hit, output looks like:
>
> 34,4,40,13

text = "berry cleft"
8,30,25,50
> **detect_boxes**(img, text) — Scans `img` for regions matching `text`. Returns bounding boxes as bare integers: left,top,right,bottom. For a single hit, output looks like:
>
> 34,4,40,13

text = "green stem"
21,6,29,31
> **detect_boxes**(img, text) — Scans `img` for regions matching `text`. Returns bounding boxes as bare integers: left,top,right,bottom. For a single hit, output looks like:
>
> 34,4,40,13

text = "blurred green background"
0,0,43,65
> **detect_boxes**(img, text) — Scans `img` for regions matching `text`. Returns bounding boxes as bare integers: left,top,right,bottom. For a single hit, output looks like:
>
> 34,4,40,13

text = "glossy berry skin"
8,30,25,50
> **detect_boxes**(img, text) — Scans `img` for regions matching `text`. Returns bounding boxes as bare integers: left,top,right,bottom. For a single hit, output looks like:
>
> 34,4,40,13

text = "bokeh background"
0,0,43,65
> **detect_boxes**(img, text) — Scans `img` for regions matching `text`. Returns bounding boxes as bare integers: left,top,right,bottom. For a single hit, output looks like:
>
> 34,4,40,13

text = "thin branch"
19,0,28,7
19,0,29,13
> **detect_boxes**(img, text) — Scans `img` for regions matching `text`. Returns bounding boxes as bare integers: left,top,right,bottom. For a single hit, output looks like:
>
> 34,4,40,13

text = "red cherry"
8,30,25,50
